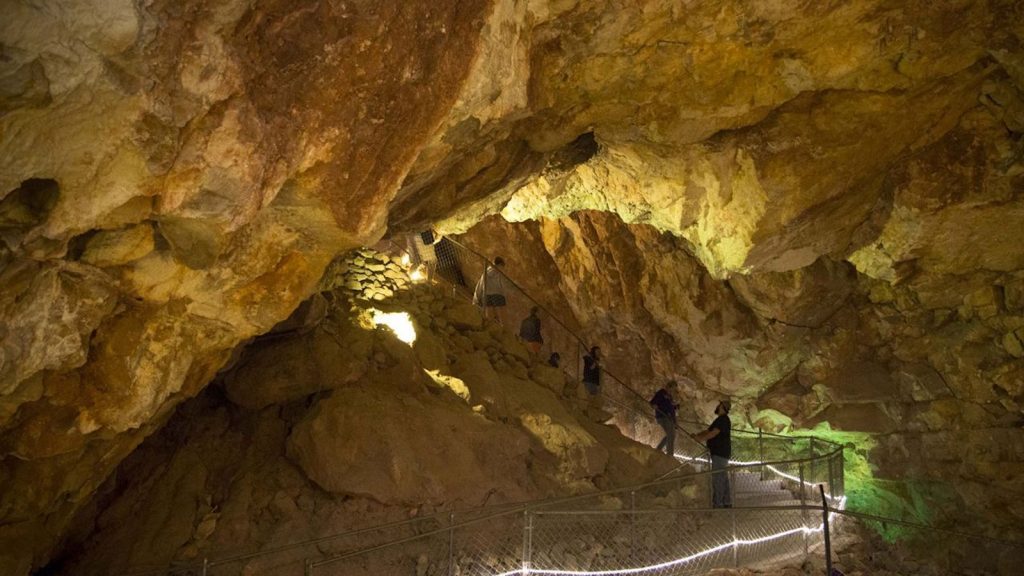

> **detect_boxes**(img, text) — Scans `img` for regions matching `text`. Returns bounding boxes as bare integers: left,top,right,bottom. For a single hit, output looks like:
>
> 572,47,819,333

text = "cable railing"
113,237,1023,576
303,442,847,575
116,438,841,576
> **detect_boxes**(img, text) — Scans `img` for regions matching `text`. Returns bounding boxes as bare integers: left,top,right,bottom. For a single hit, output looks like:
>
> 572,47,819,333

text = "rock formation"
49,279,676,575
1,0,1023,572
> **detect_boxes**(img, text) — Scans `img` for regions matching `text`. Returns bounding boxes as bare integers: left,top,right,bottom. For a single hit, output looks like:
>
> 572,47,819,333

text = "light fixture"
369,309,417,344
410,265,427,283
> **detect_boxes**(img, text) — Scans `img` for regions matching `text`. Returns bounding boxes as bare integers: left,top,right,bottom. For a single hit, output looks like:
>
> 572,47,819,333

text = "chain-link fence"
119,232,1024,576
306,507,527,576
299,446,845,576
119,440,848,575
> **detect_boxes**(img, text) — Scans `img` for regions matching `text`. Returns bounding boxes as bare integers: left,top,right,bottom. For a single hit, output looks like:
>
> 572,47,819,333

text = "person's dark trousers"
655,416,676,456
711,455,732,508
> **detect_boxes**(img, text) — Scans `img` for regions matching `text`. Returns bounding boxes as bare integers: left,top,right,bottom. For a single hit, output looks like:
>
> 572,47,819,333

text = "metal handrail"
120,435,840,575
305,449,847,571
120,240,845,575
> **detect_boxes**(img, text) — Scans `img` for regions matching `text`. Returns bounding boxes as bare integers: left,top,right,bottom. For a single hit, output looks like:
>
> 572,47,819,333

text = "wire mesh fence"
306,508,527,576
118,234,1024,576
120,449,847,575
126,237,848,576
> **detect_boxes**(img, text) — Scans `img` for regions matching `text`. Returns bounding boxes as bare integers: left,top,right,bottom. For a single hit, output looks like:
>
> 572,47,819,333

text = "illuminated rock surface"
0,0,1022,573
50,284,675,574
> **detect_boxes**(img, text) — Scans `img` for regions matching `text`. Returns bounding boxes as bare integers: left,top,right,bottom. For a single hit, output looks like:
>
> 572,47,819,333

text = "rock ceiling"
1,0,1023,573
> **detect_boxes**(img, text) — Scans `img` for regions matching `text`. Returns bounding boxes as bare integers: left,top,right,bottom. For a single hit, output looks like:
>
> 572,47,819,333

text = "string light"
493,496,847,576
672,454,843,502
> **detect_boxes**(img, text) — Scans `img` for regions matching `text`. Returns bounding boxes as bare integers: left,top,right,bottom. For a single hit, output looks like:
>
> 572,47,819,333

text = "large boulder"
286,386,532,506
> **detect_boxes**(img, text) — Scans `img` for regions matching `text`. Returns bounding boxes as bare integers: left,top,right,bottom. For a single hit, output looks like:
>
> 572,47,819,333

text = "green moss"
799,423,956,542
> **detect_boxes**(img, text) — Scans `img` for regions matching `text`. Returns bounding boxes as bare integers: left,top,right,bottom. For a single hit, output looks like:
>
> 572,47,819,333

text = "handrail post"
201,558,208,576
448,510,455,576
758,428,765,480
630,490,637,560
304,558,314,576
839,448,845,498
819,484,834,576
809,437,816,484
799,462,808,556
522,508,533,574
481,259,488,316
731,506,738,567
827,453,835,504
729,467,736,511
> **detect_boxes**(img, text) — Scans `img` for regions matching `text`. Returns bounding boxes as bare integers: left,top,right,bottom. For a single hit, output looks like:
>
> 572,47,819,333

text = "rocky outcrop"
1,1,492,571
455,99,1024,534
50,281,676,575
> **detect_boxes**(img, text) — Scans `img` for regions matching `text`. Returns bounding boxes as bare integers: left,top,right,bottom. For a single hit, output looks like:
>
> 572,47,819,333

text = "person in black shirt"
547,352,560,368
693,400,732,508
649,380,679,456
582,346,601,395
519,307,543,354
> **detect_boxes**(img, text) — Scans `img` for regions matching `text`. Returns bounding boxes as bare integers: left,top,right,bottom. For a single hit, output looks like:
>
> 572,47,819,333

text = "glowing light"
493,496,847,576
369,309,416,344
400,253,411,267
410,266,427,283
672,454,843,502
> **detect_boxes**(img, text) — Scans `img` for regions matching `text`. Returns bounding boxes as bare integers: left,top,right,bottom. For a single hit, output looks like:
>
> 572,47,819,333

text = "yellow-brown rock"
42,285,675,574
1,0,1023,572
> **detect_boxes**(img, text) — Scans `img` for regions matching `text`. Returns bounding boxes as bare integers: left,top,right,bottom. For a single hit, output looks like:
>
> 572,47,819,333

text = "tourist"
518,306,543,354
548,352,561,368
473,257,507,323
582,345,601,395
649,380,680,456
693,400,732,508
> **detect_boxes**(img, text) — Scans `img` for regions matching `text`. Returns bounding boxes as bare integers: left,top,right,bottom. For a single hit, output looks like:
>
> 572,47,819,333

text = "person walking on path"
473,257,508,324
649,380,680,456
582,346,601,395
519,306,543,354
693,400,732,508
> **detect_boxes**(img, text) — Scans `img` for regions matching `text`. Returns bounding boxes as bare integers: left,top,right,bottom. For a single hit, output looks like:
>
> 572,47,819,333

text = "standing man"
473,257,508,324
582,346,601,396
693,400,732,508
519,306,544,354
649,380,679,456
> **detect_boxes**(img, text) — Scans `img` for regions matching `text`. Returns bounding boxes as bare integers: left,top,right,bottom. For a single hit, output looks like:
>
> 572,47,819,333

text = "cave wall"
0,1,493,572
456,102,1024,530
1,0,1023,572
